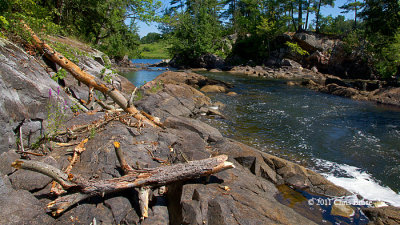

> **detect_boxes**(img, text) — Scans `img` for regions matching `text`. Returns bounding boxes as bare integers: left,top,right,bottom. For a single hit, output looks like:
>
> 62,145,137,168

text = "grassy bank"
138,41,170,59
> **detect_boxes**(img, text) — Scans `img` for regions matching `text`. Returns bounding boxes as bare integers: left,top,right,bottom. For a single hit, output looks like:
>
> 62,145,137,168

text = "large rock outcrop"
292,32,374,79
0,36,136,156
228,32,375,79
169,53,226,69
301,76,400,107
0,38,72,154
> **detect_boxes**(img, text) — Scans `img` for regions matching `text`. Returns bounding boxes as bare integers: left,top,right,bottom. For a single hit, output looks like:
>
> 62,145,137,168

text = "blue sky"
136,0,354,38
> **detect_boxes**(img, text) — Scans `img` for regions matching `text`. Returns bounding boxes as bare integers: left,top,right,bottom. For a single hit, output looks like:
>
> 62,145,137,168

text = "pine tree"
315,0,335,32
362,0,400,36
340,0,364,29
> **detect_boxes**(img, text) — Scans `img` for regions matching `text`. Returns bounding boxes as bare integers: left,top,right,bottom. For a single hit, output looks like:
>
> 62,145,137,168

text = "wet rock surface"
363,206,400,225
300,75,400,107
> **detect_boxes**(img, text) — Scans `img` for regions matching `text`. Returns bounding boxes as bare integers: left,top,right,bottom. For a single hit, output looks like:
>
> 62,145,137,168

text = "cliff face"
292,32,374,79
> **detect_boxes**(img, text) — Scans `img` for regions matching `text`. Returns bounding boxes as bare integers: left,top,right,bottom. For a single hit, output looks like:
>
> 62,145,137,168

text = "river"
123,60,400,207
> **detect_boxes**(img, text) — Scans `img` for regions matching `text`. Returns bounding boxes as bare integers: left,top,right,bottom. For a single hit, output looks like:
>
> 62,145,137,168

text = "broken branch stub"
113,141,134,174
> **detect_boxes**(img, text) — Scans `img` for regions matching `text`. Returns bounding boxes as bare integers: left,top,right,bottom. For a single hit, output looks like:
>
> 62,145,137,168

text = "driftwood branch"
11,160,75,188
96,99,115,110
47,192,90,216
51,138,89,195
127,87,137,108
19,126,25,152
12,150,234,216
55,113,124,136
22,22,161,127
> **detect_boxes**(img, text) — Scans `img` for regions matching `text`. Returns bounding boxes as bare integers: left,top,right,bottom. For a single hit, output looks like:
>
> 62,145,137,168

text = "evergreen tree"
361,0,400,78
315,0,335,32
340,0,365,29
222,0,240,32
362,0,400,37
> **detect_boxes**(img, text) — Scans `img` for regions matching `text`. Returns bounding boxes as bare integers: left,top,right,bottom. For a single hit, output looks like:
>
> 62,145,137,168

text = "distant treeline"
159,0,400,78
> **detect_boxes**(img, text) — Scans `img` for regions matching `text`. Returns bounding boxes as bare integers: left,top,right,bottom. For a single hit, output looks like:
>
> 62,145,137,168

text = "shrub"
285,41,309,56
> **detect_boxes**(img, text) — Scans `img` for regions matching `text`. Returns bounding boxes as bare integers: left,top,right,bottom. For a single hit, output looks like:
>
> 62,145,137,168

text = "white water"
315,158,400,207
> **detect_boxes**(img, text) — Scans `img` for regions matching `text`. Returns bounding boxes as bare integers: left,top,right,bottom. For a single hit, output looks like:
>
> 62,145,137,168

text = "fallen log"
11,147,234,216
22,22,162,127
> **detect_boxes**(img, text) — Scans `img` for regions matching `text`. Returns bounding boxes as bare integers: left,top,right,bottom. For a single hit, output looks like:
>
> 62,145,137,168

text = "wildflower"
57,87,60,95
49,88,52,98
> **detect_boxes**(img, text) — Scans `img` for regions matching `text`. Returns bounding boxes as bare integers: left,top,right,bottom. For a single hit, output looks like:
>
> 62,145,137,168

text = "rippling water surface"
124,63,400,206
197,71,400,206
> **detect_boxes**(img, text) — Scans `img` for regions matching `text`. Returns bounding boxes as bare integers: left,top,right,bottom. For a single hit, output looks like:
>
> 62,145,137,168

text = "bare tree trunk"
56,0,63,24
354,0,357,29
316,0,322,33
305,0,311,30
298,0,303,31
291,2,298,32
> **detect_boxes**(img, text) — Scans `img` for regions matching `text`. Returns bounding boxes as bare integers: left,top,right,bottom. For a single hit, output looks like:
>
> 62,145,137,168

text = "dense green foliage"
138,41,170,58
161,0,223,64
0,0,161,59
361,0,400,78
159,0,400,78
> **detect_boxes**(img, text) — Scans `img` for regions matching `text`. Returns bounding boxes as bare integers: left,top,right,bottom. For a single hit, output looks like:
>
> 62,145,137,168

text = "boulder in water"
200,85,228,93
331,202,355,218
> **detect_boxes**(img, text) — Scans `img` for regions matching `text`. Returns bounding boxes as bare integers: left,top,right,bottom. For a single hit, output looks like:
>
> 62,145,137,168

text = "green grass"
138,41,171,59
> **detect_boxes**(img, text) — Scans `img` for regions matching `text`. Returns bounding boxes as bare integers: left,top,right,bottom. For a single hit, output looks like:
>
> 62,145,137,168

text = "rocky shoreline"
165,30,400,108
193,64,400,108
1,36,400,224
